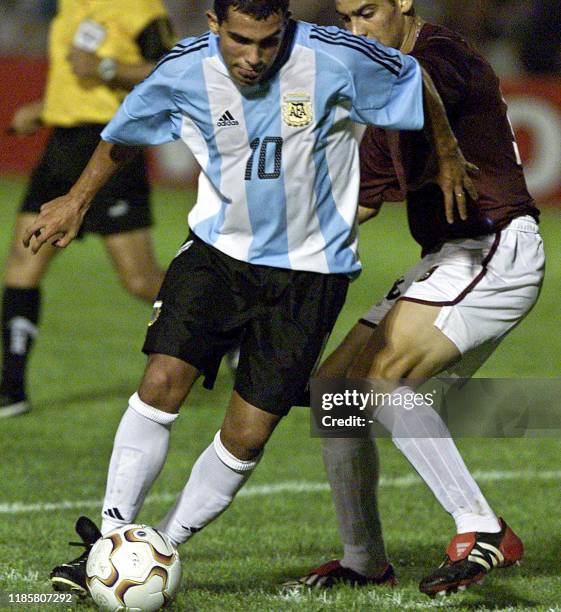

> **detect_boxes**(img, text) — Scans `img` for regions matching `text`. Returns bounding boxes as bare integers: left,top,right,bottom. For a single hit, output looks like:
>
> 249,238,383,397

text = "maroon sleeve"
412,33,471,110
399,24,538,254
359,127,405,209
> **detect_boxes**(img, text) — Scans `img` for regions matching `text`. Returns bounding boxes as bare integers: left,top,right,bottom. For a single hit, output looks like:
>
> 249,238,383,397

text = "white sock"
375,386,500,534
160,431,261,547
100,392,178,534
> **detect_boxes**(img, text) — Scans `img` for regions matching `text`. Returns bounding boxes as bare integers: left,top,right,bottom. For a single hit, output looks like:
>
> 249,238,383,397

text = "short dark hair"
214,0,290,24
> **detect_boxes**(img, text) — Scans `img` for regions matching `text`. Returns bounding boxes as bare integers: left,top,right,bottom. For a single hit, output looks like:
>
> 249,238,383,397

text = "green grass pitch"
0,176,559,611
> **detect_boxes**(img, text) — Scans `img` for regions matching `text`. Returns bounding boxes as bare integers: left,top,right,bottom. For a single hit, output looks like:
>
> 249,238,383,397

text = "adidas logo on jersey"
217,110,239,127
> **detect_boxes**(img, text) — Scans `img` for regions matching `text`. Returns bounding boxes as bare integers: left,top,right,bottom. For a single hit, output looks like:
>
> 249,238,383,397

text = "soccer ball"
86,524,181,611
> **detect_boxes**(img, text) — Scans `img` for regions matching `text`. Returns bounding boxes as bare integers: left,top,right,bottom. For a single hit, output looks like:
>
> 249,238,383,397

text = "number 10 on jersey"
245,137,284,180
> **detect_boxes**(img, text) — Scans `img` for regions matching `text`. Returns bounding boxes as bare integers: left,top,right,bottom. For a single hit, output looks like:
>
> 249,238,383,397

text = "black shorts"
20,125,152,236
143,234,349,416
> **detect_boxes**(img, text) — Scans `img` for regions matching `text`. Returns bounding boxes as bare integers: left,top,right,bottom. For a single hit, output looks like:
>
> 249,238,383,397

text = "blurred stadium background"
3,0,561,196
0,1,560,610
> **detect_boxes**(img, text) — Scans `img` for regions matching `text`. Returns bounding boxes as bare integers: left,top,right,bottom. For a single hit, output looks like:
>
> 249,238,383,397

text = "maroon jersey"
359,23,539,254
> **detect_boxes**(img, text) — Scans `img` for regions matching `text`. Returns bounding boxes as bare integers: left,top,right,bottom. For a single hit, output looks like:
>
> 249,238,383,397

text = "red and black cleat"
283,560,397,589
419,517,523,598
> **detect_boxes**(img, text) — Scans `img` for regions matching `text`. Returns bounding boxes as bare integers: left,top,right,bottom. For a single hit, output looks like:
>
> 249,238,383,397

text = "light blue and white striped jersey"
102,20,423,275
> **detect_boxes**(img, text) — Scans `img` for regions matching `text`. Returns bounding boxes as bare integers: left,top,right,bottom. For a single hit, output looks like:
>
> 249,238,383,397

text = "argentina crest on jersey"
282,92,313,127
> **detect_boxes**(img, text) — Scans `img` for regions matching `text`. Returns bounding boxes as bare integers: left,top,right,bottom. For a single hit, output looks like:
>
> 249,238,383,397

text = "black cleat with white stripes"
419,517,523,598
50,516,102,597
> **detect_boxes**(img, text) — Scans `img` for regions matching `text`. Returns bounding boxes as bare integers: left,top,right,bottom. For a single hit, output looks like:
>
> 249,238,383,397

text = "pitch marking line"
1,469,559,516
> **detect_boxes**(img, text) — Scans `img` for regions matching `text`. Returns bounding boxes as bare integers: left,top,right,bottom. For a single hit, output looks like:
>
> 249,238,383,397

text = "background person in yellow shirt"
1,0,175,417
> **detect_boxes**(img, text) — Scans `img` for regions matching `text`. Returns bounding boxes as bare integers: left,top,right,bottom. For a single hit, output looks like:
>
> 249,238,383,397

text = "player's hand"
9,100,44,136
68,47,101,80
22,195,87,254
436,148,479,224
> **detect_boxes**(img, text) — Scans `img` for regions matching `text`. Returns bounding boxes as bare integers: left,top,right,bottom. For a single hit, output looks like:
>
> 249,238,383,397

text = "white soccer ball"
86,524,181,611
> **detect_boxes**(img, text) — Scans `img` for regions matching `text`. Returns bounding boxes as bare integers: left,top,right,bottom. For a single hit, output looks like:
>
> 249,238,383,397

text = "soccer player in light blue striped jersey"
24,0,476,594
102,15,426,275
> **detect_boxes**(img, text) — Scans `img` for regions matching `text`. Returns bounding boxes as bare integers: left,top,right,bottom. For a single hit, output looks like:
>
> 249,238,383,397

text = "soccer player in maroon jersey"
285,0,545,598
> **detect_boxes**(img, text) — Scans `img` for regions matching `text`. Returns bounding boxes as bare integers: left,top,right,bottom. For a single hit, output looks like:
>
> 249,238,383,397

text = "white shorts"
361,216,545,374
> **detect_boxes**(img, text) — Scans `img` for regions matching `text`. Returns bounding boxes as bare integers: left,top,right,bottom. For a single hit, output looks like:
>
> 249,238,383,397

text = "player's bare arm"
68,47,156,90
420,67,478,223
22,141,139,253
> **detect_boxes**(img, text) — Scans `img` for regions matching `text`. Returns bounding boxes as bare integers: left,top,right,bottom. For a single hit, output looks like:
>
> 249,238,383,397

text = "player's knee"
138,366,186,412
316,347,355,379
4,249,29,283
316,358,341,379
369,358,406,380
349,347,415,381
220,424,266,461
120,268,164,302
407,352,451,379
317,325,373,379
120,271,163,302
6,240,27,266
4,242,49,287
